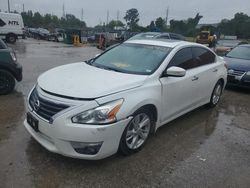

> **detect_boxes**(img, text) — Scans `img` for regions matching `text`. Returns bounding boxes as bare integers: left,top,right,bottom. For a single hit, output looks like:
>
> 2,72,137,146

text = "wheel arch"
128,103,158,134
132,104,158,123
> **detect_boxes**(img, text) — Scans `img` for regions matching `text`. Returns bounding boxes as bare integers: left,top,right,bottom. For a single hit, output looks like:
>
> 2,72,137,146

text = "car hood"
38,62,147,99
224,56,250,72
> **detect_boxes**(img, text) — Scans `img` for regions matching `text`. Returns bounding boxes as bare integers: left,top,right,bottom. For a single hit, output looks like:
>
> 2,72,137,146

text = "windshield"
92,43,171,75
226,46,250,60
217,40,241,48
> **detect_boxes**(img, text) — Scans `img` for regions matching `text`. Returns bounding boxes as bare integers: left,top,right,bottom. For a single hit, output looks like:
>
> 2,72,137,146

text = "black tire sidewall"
7,34,16,43
119,109,153,155
0,70,15,95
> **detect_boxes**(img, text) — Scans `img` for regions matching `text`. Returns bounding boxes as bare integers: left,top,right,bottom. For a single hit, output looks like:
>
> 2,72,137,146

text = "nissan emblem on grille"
34,100,40,111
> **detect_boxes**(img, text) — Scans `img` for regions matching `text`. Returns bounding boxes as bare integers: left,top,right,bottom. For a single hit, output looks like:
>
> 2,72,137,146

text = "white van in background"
0,12,24,43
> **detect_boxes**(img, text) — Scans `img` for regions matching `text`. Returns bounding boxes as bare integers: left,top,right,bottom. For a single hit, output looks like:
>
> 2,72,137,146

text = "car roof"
125,39,197,48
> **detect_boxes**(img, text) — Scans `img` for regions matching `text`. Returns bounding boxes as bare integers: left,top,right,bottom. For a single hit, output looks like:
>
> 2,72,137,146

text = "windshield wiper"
85,58,95,65
103,67,123,73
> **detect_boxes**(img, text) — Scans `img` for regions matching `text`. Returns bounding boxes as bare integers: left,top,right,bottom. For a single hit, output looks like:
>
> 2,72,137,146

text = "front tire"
209,80,223,107
119,109,152,155
0,70,15,95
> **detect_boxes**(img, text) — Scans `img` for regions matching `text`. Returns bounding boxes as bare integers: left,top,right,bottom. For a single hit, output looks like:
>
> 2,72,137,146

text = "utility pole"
8,0,10,12
106,10,109,25
62,4,65,18
166,7,169,27
81,8,84,21
22,4,24,12
116,10,119,21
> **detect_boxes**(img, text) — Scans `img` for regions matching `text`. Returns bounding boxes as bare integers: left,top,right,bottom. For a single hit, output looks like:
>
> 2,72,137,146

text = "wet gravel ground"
0,39,250,188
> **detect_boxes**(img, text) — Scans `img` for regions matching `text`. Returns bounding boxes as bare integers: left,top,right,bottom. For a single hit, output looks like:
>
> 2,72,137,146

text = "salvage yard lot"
0,39,250,188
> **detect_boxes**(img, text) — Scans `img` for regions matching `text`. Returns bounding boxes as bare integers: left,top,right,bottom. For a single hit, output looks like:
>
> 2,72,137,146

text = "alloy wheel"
212,84,222,105
125,113,151,150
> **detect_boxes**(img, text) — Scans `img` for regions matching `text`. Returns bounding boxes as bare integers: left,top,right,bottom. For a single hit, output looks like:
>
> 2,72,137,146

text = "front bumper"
14,62,22,81
227,74,250,88
24,111,131,160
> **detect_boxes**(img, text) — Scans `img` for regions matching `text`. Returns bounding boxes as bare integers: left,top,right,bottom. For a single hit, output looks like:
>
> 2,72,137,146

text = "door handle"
213,69,218,72
192,76,199,81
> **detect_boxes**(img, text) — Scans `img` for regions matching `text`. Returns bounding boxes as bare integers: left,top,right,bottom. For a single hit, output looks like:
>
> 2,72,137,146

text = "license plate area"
228,75,238,83
27,112,39,132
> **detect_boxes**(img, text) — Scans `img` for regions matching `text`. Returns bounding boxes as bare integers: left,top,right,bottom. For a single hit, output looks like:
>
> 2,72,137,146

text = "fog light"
71,141,103,155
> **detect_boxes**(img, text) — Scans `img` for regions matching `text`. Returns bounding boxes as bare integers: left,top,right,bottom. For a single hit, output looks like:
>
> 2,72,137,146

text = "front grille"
228,69,246,76
29,88,69,121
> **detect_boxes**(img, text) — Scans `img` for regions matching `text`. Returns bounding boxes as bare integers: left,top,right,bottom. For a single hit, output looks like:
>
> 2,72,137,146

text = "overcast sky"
1,0,250,27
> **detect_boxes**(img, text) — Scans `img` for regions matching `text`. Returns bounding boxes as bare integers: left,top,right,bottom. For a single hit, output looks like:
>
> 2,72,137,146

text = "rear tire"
6,34,17,43
0,70,15,95
119,109,153,155
209,80,223,107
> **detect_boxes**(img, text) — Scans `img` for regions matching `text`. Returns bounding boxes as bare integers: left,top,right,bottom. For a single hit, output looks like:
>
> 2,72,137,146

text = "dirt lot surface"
0,39,250,188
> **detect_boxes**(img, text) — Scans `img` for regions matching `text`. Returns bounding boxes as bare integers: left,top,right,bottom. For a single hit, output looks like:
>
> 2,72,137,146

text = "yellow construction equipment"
73,35,82,47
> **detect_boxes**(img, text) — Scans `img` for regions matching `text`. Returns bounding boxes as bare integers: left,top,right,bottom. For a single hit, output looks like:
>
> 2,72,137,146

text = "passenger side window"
192,47,215,66
168,48,195,69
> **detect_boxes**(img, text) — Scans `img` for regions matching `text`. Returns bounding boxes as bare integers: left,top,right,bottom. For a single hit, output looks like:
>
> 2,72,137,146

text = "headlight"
72,99,123,125
246,71,250,76
10,52,17,61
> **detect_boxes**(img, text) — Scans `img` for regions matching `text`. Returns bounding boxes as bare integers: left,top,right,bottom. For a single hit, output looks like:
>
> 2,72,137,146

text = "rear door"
191,47,218,102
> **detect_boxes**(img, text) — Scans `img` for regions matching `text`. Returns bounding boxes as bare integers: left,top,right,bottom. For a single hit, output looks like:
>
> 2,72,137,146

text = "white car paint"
38,62,147,99
24,40,227,160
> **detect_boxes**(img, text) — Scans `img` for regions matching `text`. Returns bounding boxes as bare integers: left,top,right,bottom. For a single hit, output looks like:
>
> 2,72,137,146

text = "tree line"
19,9,250,38
21,11,86,30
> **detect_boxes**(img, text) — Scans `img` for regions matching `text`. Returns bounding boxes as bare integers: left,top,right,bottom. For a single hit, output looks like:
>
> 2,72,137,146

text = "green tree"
218,12,250,38
21,10,87,30
124,8,139,31
155,17,166,31
170,13,202,36
149,21,156,31
107,20,124,29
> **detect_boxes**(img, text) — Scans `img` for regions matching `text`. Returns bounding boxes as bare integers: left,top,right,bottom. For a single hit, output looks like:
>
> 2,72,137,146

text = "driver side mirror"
163,66,186,77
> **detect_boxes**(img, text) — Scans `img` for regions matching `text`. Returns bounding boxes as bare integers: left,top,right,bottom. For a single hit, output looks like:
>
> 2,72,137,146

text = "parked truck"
0,12,24,43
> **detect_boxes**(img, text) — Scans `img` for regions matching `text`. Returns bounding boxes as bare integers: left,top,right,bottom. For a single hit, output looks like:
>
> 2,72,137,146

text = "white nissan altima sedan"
24,39,227,160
